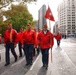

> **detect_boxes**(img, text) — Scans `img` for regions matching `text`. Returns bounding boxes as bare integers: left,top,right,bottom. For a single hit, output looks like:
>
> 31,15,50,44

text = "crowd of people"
3,23,62,69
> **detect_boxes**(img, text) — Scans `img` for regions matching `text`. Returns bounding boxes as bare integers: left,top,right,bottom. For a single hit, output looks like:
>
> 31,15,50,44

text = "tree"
0,0,37,9
0,0,37,18
3,4,34,31
0,19,7,37
0,0,38,36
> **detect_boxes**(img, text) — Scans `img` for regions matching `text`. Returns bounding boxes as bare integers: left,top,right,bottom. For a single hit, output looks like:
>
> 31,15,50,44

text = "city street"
0,38,76,75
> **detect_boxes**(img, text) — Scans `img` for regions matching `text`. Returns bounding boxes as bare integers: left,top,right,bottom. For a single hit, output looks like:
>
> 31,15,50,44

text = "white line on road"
30,54,40,70
11,57,25,67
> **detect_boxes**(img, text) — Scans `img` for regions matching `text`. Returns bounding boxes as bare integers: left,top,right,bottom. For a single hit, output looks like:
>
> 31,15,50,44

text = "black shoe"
15,57,17,62
42,64,46,67
4,63,10,66
29,62,32,65
25,63,29,66
45,64,48,70
45,66,48,70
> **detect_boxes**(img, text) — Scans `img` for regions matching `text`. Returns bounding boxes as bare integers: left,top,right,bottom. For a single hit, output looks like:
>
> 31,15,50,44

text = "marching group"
3,23,62,69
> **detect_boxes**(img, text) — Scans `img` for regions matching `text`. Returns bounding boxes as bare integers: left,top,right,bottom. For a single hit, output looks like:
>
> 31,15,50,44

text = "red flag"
44,6,55,21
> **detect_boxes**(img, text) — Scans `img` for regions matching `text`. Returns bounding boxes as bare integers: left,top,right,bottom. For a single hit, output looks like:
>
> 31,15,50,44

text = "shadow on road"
0,57,26,75
37,67,48,75
55,47,62,51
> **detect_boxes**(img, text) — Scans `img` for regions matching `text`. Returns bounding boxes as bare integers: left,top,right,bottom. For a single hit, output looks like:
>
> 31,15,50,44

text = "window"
72,27,75,29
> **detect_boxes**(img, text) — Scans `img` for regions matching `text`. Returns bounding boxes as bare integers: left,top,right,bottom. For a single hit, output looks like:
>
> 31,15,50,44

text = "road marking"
11,57,25,67
30,54,40,70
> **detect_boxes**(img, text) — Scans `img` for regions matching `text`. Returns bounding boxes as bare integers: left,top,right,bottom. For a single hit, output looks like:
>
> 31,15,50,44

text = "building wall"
53,21,59,34
38,5,47,30
58,0,76,36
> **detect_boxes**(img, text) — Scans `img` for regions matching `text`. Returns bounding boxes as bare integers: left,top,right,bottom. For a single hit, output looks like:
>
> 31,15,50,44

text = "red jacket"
22,30,36,45
0,36,2,42
17,32,23,43
54,34,62,40
34,32,38,47
4,29,17,44
38,30,54,49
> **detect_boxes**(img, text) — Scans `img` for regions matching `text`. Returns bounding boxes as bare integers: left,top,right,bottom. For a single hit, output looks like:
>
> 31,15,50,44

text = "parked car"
68,34,75,37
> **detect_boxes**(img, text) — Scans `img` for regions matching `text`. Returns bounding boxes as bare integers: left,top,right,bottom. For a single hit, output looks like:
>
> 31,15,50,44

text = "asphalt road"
0,38,76,75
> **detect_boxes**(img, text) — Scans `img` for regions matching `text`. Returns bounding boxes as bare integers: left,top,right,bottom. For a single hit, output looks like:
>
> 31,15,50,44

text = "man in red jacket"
38,24,54,69
17,28,25,57
54,32,62,47
4,23,17,66
33,28,40,56
22,24,36,66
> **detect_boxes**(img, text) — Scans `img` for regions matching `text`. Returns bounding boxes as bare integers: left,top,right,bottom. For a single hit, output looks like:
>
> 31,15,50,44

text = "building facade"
38,4,47,30
53,21,59,34
57,0,76,36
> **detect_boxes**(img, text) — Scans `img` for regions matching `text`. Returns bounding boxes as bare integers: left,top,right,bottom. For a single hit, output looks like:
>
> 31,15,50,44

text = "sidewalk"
0,45,31,75
0,57,26,75
25,42,76,75
0,54,38,75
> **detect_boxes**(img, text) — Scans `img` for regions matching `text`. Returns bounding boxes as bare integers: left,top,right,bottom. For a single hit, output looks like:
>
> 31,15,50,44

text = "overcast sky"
27,0,63,21
2,0,63,27
2,0,63,21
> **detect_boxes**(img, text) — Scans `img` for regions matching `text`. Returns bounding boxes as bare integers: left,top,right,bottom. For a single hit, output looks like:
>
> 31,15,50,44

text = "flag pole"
51,46,52,63
47,2,53,63
49,19,52,63
45,3,55,63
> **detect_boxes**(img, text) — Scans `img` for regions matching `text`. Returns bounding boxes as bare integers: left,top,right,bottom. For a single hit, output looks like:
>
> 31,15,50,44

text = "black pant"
57,40,60,46
33,48,35,56
24,43,34,64
37,46,40,55
33,46,40,56
18,42,25,56
5,43,17,64
41,48,49,65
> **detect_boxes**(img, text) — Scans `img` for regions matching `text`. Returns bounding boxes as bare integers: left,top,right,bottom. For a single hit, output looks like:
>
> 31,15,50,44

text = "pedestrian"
33,28,37,56
22,24,36,66
4,23,18,66
54,32,62,47
33,28,40,56
38,24,54,69
17,28,25,57
0,34,2,44
36,28,41,55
